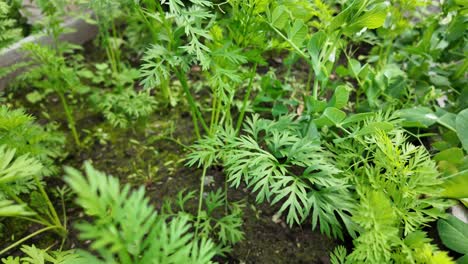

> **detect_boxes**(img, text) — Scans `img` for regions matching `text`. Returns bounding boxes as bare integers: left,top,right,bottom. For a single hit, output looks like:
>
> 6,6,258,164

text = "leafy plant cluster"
0,0,467,263
0,0,22,49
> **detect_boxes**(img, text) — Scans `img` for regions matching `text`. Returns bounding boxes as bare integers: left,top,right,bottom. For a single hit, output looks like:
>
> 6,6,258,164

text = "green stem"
209,93,218,134
305,64,313,92
150,136,191,150
195,166,208,237
33,176,63,230
0,226,62,256
4,189,52,226
17,216,49,226
58,92,81,147
224,178,228,213
175,69,209,137
110,21,121,73
213,96,222,133
136,6,159,43
313,78,319,100
235,63,257,134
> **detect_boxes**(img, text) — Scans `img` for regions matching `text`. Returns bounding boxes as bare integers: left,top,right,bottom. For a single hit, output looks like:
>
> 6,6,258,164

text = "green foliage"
19,42,87,146
2,0,466,262
164,188,244,254
222,114,357,239
0,0,22,49
0,145,40,216
21,43,83,94
0,106,64,177
64,162,217,263
78,63,140,90
327,114,454,262
96,89,157,128
456,109,468,152
0,144,66,255
438,215,468,259
347,190,400,263
1,245,81,264
441,170,468,199
336,128,452,232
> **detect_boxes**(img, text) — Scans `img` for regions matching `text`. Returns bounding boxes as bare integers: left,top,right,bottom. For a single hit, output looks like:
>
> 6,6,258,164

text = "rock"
450,204,468,224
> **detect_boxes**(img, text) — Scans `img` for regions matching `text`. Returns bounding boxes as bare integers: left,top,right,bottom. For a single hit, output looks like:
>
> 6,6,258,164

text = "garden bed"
0,1,467,263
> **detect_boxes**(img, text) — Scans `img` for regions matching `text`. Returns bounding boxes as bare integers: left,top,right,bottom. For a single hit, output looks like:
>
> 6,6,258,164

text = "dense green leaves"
0,106,64,176
223,115,356,239
2,0,466,262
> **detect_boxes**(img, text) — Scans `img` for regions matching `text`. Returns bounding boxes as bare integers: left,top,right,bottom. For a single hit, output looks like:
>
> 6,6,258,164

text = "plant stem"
313,78,319,100
0,225,61,255
236,63,257,134
209,93,218,134
4,189,51,227
195,166,208,237
224,178,228,213
305,64,313,92
58,92,81,147
175,69,209,137
150,136,191,150
33,176,64,233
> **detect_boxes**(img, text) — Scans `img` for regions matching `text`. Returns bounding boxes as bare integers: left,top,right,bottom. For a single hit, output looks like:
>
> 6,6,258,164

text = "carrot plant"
63,162,218,263
1,0,466,262
0,145,67,255
21,43,83,147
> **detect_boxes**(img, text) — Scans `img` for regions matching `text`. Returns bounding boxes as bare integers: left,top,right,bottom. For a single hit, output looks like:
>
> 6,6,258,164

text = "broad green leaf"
438,215,468,254
348,59,362,77
441,170,468,199
26,91,44,104
397,107,437,128
457,254,468,264
307,32,326,74
346,3,388,33
324,108,346,125
434,148,464,165
328,85,350,109
438,112,457,132
341,113,375,126
270,5,289,29
272,103,288,117
456,109,468,152
314,107,346,127
354,122,394,137
328,0,365,32
282,1,314,21
288,20,308,48
306,96,327,113
454,0,468,7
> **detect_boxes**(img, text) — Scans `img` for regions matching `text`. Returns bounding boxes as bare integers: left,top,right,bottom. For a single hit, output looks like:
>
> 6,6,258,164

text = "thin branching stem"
0,225,62,256
58,92,81,147
236,63,257,134
195,166,208,237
